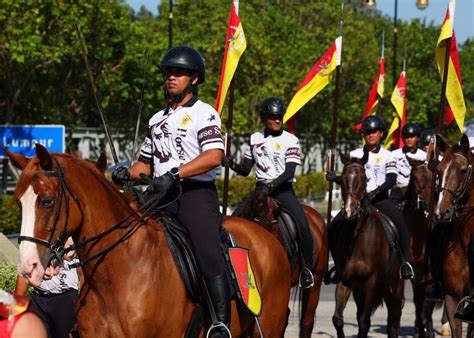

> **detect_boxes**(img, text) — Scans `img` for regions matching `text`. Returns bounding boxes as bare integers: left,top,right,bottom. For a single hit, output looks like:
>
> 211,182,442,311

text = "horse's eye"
40,196,55,208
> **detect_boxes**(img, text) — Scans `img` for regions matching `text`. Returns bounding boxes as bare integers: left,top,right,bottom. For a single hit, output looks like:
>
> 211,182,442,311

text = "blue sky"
127,0,473,43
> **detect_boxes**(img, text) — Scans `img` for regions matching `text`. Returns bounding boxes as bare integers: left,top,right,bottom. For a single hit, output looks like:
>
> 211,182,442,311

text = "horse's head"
340,151,368,221
406,156,433,212
240,190,281,231
4,145,86,286
435,134,473,222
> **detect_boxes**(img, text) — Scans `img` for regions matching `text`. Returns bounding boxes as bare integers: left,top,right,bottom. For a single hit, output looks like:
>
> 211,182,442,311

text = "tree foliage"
0,0,471,147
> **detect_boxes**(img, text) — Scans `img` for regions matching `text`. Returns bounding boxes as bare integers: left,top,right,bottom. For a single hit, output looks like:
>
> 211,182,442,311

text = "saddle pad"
227,247,262,316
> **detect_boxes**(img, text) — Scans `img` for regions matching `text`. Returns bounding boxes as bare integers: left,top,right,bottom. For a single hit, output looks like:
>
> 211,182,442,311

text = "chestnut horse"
405,157,437,337
433,134,474,337
238,189,328,338
331,152,404,338
6,145,291,337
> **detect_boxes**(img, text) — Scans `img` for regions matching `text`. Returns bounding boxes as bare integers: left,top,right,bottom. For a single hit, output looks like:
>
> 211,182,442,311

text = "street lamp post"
168,0,173,49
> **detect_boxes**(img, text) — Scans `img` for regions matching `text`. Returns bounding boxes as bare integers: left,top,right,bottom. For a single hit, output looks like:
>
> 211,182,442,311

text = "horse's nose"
435,207,452,223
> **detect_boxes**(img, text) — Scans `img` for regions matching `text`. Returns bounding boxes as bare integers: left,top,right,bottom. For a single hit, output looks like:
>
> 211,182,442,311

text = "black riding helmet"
420,129,436,146
159,45,205,84
402,123,421,138
361,115,385,132
260,97,286,117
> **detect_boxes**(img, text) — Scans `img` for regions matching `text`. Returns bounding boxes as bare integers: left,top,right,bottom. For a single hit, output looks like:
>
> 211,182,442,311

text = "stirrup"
399,261,414,279
299,267,315,289
206,322,232,338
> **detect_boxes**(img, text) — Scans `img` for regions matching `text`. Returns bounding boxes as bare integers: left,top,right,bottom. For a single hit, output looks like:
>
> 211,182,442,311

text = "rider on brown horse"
222,97,316,289
326,115,414,281
390,123,426,211
111,46,230,337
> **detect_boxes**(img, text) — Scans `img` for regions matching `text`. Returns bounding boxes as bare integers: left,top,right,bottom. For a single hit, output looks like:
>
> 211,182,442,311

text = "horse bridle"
18,158,80,268
342,162,367,216
438,152,473,215
19,157,179,269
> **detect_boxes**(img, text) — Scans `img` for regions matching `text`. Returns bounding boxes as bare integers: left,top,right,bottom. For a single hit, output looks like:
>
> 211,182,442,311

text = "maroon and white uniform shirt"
139,98,224,181
244,129,301,182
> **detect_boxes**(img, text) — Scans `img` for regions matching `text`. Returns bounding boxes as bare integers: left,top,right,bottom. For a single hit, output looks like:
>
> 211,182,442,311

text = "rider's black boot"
455,298,474,323
205,273,231,338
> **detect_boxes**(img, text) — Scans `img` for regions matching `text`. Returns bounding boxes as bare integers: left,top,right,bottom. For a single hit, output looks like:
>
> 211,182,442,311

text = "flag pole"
423,36,453,285
376,29,385,115
326,0,344,225
222,78,235,216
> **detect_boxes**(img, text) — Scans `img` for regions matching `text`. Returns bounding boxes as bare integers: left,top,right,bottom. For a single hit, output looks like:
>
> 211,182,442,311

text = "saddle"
271,198,303,273
376,210,402,274
159,213,262,333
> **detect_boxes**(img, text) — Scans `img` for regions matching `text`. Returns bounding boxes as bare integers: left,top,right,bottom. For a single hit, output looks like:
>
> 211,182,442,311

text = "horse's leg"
299,274,323,337
411,277,429,338
333,283,351,338
420,299,436,338
384,278,403,338
353,279,379,338
445,294,463,338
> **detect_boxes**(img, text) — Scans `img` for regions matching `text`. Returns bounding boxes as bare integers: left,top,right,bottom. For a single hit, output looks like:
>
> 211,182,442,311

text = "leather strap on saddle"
377,211,401,276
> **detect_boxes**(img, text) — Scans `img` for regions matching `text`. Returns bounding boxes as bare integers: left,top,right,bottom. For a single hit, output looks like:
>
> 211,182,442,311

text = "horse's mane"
239,191,276,229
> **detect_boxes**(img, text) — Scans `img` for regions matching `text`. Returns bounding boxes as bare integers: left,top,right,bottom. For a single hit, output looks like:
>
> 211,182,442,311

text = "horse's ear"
3,147,30,169
35,144,53,171
406,155,423,168
436,134,448,153
359,150,369,165
340,152,350,165
95,153,107,173
459,134,470,155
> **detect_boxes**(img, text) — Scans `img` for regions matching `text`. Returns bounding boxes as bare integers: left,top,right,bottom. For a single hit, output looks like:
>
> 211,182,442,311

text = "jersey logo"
207,114,216,122
180,114,192,127
274,142,282,152
375,156,383,165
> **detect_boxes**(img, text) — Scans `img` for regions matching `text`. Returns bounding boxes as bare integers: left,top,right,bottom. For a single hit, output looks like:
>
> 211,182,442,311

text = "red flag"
215,1,247,114
283,37,342,133
353,57,385,131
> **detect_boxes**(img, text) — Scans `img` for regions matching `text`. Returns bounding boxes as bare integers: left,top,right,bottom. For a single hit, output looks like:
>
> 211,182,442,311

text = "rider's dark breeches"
372,198,410,259
164,180,225,278
271,183,315,266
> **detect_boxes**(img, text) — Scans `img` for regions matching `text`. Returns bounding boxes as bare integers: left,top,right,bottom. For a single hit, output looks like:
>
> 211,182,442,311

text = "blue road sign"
0,125,65,158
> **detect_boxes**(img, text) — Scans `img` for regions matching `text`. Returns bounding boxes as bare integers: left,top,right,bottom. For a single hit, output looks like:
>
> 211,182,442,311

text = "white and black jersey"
350,147,398,193
244,129,301,182
392,148,426,186
35,259,80,294
139,98,224,181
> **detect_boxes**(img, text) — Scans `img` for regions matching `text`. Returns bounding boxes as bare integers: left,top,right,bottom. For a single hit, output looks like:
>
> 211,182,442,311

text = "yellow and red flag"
385,71,407,149
228,247,262,316
354,32,385,132
215,1,247,114
283,37,342,133
435,0,466,132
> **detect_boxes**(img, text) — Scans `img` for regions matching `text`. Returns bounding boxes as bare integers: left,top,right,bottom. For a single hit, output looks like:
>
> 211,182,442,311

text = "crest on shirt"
274,142,282,152
375,156,383,165
208,114,216,122
180,114,192,127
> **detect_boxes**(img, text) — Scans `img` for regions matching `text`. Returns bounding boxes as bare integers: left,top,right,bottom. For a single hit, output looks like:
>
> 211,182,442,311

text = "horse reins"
20,157,181,269
438,152,473,217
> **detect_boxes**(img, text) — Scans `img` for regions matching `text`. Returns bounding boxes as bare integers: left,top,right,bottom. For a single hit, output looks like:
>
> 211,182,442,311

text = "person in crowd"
420,129,436,153
110,46,229,337
222,97,315,289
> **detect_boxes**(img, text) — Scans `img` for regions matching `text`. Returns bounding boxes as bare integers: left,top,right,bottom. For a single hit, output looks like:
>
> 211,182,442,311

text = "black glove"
255,182,273,195
112,166,130,186
149,171,177,193
326,171,336,182
222,156,234,169
427,159,440,172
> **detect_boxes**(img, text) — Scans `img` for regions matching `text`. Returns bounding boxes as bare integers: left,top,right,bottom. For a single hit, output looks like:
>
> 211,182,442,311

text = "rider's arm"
371,172,397,198
272,162,297,189
232,157,254,177
126,161,152,180
178,149,224,179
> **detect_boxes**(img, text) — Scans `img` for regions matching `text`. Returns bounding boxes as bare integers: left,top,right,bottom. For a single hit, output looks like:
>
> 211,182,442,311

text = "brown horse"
332,152,404,338
433,134,474,337
6,145,291,337
405,157,438,337
238,189,328,338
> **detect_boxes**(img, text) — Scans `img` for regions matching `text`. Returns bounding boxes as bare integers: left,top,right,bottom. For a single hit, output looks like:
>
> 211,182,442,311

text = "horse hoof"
440,323,450,336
